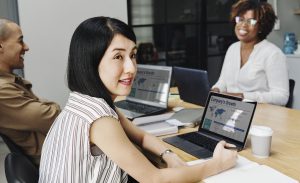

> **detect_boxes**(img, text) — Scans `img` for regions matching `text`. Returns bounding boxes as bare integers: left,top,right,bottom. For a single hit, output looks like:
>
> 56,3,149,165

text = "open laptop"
115,64,172,119
173,66,210,106
163,92,257,159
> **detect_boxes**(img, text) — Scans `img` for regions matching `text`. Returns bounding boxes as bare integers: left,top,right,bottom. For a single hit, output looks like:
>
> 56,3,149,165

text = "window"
128,0,238,85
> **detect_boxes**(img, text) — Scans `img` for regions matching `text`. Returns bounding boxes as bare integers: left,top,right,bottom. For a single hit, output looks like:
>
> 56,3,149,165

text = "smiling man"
0,18,60,166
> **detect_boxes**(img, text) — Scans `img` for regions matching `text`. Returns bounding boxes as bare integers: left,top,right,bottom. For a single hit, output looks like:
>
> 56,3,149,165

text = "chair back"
5,152,39,183
286,79,295,108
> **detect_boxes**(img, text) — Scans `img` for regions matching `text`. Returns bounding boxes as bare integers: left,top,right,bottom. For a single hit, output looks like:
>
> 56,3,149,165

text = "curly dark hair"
231,0,277,41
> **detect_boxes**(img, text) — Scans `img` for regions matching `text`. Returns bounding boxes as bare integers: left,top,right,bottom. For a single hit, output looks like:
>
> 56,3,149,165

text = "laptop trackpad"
163,136,213,159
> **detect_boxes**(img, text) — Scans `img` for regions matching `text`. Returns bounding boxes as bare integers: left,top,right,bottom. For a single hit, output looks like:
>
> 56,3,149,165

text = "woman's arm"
243,51,289,105
212,44,237,92
116,109,186,168
90,116,237,183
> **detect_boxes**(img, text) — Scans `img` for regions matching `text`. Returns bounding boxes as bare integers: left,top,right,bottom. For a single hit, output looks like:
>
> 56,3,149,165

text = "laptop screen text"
127,66,171,107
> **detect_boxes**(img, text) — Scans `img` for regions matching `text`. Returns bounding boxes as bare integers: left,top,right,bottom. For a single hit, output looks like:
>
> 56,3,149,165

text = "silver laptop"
115,64,172,119
163,92,257,159
173,67,210,106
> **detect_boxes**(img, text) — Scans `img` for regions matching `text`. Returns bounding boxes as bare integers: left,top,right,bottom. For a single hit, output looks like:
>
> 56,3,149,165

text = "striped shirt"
39,92,128,183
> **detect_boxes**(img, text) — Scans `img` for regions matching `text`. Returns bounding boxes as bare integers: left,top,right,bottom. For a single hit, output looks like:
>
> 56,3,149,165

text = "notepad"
187,156,298,183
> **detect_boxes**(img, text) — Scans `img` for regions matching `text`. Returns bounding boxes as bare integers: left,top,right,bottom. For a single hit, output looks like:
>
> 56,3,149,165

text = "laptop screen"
126,64,172,108
200,92,256,143
173,67,210,106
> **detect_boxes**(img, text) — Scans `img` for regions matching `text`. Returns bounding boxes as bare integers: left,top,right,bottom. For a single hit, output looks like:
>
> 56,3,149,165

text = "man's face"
0,22,29,73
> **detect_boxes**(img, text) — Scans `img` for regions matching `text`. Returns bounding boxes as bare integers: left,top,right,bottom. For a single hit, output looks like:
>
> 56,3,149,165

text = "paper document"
137,121,178,136
166,108,203,127
132,113,174,125
187,155,257,168
165,119,186,126
187,155,298,183
132,113,178,136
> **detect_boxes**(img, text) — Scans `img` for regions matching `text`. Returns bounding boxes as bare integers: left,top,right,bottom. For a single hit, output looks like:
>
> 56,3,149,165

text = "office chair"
0,132,37,168
286,79,295,108
0,133,24,154
5,152,39,183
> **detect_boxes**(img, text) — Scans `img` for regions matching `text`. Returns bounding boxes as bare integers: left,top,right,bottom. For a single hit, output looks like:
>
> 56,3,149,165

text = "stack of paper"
137,121,178,136
132,113,178,136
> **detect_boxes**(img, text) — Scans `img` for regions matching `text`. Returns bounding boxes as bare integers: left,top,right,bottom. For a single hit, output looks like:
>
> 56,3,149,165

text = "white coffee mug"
250,125,273,158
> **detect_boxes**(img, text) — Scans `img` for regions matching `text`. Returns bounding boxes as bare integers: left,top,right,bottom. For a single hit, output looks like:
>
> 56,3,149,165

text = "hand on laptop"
223,92,244,99
213,141,238,172
211,87,220,93
211,88,244,99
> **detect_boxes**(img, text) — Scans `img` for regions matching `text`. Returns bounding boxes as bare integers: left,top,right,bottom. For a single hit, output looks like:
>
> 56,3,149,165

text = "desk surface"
165,94,300,181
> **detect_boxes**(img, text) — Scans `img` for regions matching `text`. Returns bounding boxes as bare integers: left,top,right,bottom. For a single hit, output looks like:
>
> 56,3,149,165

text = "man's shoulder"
0,77,23,92
0,73,32,89
0,72,15,84
0,77,14,87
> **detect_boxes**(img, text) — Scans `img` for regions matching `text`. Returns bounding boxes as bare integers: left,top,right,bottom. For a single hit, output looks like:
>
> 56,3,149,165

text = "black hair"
67,16,136,109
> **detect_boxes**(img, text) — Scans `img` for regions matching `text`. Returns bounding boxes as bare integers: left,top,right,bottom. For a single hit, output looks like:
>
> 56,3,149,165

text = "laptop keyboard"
179,132,219,152
115,101,162,114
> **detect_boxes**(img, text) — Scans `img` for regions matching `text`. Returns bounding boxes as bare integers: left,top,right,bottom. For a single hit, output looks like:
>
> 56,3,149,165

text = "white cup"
250,125,273,158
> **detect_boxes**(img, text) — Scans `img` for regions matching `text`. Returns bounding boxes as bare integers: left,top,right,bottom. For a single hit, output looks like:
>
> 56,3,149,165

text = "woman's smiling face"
98,34,137,100
235,10,259,44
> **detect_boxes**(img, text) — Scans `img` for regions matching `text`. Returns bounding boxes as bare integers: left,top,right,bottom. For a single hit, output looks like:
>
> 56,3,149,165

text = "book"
187,155,298,183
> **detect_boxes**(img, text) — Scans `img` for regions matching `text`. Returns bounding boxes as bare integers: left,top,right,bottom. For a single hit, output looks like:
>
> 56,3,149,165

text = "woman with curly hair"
212,0,289,106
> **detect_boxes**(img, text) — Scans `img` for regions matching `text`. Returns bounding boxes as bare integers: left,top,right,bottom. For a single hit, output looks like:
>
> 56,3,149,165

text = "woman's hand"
211,87,220,93
212,141,238,172
163,152,187,168
224,92,244,99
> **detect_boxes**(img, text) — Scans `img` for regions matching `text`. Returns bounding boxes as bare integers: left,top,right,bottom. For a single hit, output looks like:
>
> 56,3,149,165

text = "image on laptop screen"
127,64,172,107
201,94,256,143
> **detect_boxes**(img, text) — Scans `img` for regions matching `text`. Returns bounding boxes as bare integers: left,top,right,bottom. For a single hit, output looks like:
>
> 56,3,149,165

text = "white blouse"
39,92,128,183
213,40,289,106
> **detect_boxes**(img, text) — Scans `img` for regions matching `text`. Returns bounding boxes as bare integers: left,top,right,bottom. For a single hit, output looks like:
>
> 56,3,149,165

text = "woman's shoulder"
226,41,241,52
257,40,283,54
65,92,118,123
229,41,240,48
